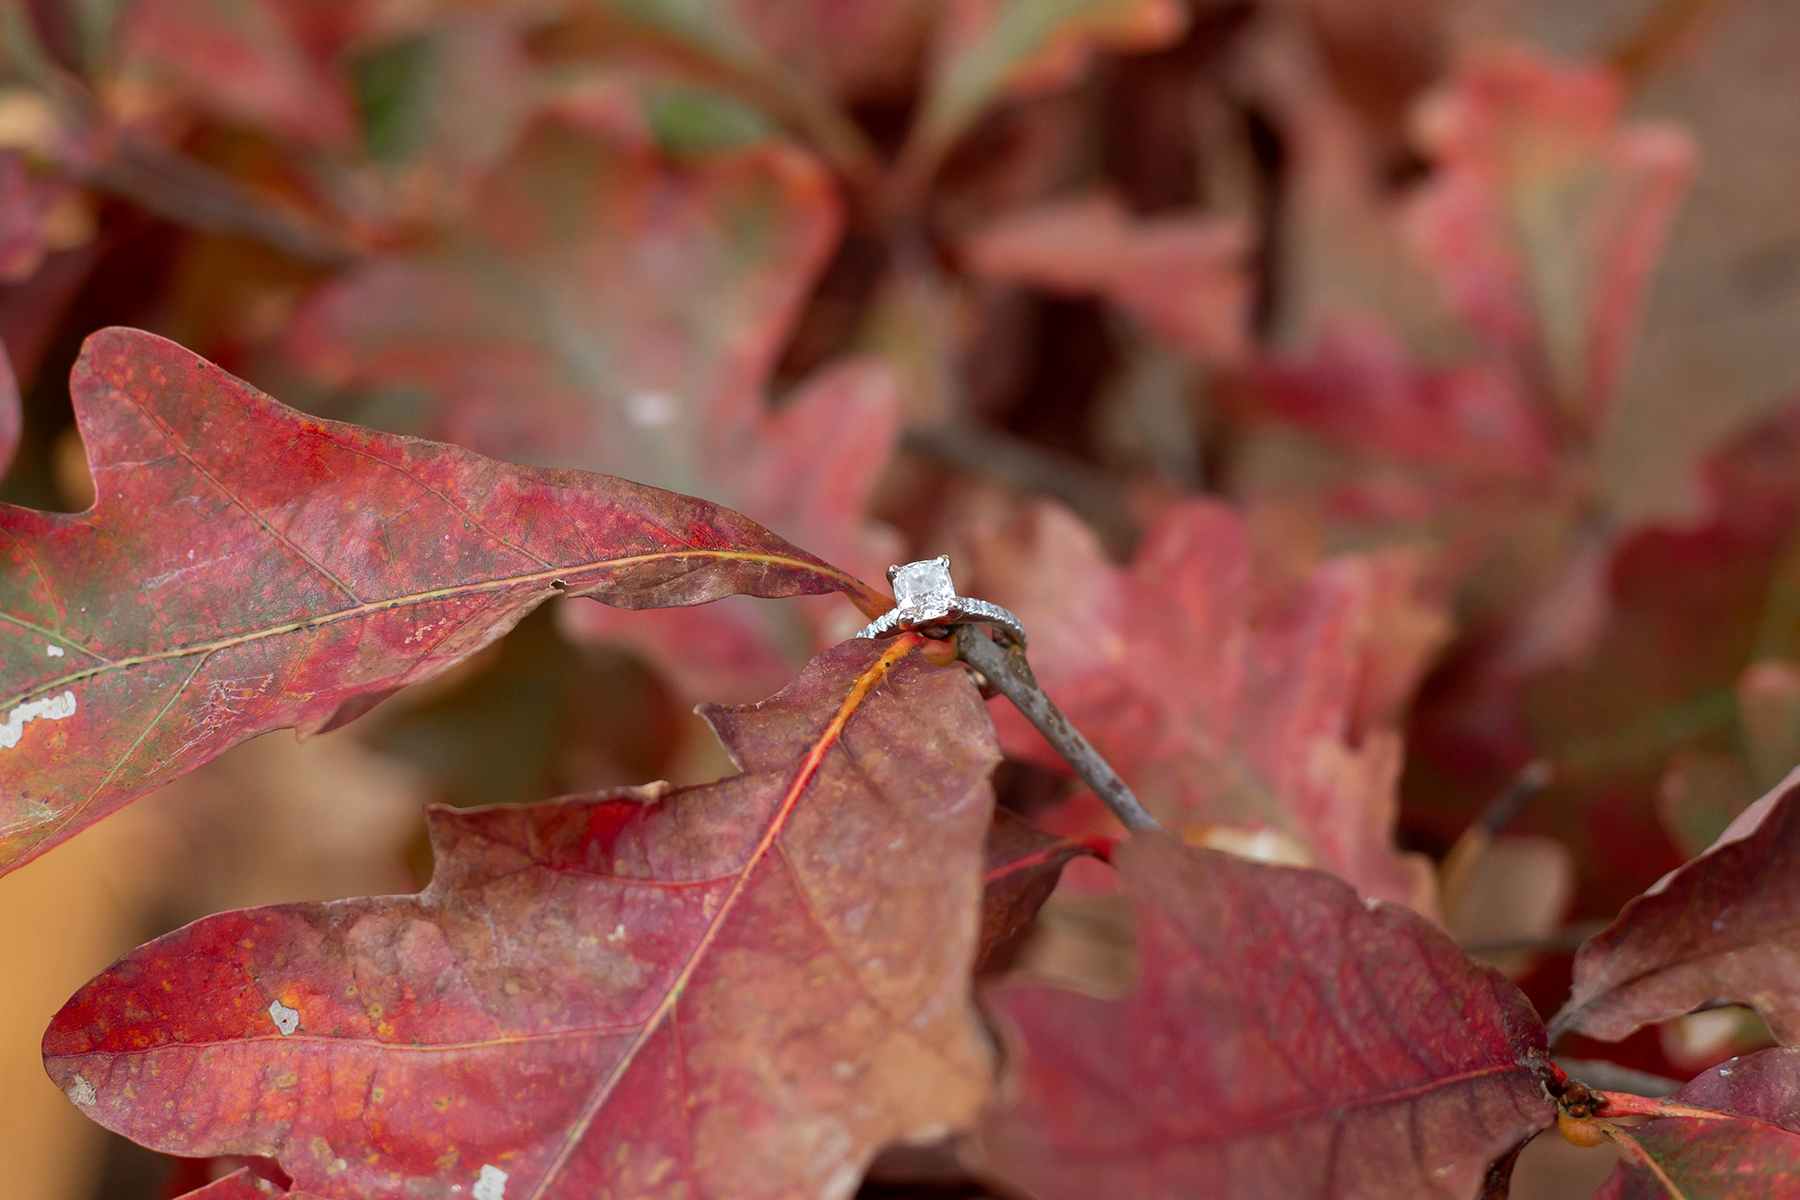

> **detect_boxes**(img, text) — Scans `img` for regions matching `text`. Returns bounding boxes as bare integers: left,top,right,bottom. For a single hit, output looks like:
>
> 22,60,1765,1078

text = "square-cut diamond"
890,555,956,620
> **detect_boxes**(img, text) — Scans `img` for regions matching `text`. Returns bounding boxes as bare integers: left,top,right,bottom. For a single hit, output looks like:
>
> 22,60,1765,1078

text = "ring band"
855,556,1027,648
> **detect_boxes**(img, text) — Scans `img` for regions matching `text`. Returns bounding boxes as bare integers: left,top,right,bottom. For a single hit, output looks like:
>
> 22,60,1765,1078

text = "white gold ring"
856,555,1027,648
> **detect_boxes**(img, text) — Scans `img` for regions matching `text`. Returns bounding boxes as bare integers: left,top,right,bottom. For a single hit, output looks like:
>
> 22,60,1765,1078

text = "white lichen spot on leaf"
473,1163,508,1200
268,998,300,1036
45,644,64,657
67,1074,96,1106
0,689,76,750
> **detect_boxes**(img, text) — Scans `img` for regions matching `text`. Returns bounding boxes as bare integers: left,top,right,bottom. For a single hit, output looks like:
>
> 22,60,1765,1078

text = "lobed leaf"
285,115,901,700
46,636,997,1200
976,832,1557,1200
962,498,1440,908
119,0,360,148
0,327,879,876
900,0,1187,191
1595,1049,1800,1199
962,191,1252,365
977,808,1108,972
1554,767,1800,1046
1408,49,1692,435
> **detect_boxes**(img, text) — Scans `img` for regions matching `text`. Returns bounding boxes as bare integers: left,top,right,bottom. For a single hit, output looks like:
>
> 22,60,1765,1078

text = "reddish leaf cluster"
7,1,1800,1197
0,330,877,874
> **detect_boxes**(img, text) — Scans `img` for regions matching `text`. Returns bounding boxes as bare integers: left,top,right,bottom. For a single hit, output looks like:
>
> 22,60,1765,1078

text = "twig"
1553,1058,1681,1100
955,625,1162,832
1439,759,1554,908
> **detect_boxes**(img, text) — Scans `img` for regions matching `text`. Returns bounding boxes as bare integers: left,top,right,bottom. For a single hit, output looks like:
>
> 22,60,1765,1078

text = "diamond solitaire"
856,555,1026,647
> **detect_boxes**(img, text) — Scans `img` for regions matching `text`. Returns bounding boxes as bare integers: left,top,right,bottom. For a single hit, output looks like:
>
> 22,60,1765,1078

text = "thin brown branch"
955,625,1161,833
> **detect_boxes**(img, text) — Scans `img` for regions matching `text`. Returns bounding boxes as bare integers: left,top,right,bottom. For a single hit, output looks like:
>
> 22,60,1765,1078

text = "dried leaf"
45,636,998,1200
0,327,877,877
963,191,1252,364
1555,767,1800,1046
977,832,1557,1199
962,498,1437,908
1594,1049,1800,1199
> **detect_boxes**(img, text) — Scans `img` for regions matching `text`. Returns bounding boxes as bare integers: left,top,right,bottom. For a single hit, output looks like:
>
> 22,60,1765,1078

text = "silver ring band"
857,595,1027,648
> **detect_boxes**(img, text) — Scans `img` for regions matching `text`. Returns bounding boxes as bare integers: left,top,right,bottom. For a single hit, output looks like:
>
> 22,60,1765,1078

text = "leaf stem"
954,625,1162,833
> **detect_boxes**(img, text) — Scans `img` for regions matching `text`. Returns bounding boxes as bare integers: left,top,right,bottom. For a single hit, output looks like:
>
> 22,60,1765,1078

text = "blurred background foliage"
3,0,1800,1195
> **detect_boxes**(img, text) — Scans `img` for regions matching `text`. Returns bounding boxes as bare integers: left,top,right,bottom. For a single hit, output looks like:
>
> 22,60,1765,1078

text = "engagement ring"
856,555,1027,648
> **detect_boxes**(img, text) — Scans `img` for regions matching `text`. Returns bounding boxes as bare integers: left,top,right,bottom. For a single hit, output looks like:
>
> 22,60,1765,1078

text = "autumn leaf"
975,832,1557,1199
173,1169,286,1199
1247,44,1690,523
898,0,1187,194
962,191,1252,364
559,358,904,701
0,149,86,284
46,635,997,1200
118,0,361,148
961,497,1441,908
1554,767,1800,1047
977,808,1108,972
1593,1049,1800,1199
1407,47,1693,436
284,118,842,487
0,327,881,877
284,114,902,701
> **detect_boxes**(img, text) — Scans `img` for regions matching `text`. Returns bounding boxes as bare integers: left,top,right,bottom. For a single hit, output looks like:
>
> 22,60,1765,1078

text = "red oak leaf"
899,0,1187,191
960,498,1440,908
977,808,1109,972
284,115,901,700
962,191,1252,364
46,636,998,1200
1246,45,1690,528
1594,1049,1800,1199
559,357,904,701
0,328,880,877
976,832,1556,1199
1406,48,1693,436
117,0,361,148
284,120,840,483
1554,767,1800,1047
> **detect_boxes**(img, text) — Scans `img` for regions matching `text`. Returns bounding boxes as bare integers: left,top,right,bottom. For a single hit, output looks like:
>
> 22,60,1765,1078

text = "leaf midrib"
525,635,919,1199
2,547,858,710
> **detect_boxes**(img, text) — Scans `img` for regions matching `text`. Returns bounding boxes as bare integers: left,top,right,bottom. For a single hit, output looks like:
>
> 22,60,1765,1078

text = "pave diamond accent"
889,555,956,621
858,554,1027,646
